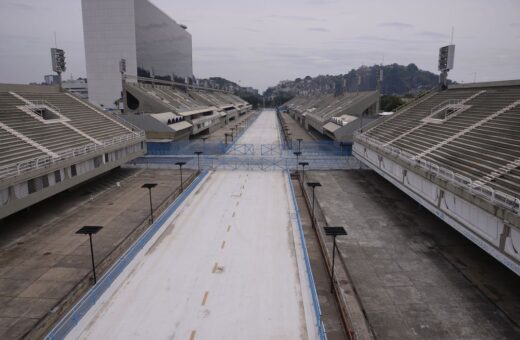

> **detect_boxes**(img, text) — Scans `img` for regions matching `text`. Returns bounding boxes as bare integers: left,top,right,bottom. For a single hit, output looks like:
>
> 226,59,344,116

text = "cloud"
378,22,414,29
268,14,325,22
417,31,450,39
0,1,49,11
355,35,400,43
308,27,330,32
233,27,262,33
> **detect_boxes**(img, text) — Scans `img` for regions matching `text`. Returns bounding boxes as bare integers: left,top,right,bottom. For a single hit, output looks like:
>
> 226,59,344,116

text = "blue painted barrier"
286,171,327,340
46,170,210,340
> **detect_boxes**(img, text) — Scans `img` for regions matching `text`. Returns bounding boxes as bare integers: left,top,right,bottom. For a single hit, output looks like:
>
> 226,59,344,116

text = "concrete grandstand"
122,78,252,140
353,80,520,275
284,90,379,141
0,83,145,219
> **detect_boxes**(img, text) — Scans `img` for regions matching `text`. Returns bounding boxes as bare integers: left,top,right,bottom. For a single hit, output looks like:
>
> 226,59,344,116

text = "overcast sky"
1,0,519,91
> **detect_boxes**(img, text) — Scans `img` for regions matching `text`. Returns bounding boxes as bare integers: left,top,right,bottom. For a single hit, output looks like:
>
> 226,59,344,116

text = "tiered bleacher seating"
362,84,520,198
0,127,45,167
19,92,132,141
0,87,142,171
190,90,231,108
308,92,375,123
0,92,91,153
0,84,145,220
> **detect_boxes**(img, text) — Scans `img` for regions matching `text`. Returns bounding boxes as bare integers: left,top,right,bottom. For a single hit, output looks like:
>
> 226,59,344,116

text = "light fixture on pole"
293,151,302,171
306,182,321,228
194,151,203,171
201,136,208,151
324,226,347,293
175,161,186,191
76,226,103,285
296,138,303,152
299,161,309,183
142,183,157,223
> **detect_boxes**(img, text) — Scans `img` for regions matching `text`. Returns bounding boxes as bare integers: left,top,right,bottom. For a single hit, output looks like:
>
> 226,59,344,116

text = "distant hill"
264,63,453,105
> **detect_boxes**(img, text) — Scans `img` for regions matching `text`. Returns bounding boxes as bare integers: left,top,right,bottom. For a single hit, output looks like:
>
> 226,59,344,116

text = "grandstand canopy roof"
178,107,218,117
169,121,192,131
323,122,341,133
150,112,181,124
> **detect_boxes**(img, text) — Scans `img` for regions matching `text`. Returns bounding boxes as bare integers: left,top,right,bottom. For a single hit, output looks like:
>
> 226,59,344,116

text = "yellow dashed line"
221,240,226,249
227,225,231,232
201,291,209,306
232,212,236,218
236,201,239,207
190,330,196,340
212,262,219,273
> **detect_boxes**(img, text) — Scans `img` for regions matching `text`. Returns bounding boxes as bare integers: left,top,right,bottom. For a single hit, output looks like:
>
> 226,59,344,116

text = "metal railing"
146,140,351,157
355,134,520,215
0,131,145,181
131,154,361,171
286,171,327,340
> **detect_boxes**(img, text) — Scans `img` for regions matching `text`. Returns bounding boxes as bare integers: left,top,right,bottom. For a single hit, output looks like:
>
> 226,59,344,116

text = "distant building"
82,0,193,109
44,74,60,85
62,78,88,100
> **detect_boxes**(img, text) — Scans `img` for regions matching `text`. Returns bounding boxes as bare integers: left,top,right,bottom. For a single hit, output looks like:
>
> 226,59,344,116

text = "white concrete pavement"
65,110,317,339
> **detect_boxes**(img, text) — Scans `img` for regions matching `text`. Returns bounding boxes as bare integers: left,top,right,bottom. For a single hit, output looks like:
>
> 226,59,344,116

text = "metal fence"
146,140,352,157
129,154,363,171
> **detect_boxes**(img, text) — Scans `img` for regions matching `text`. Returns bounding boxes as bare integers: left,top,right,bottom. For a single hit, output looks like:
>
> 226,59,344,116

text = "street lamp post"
299,161,309,184
293,151,301,172
175,161,186,192
76,226,103,285
296,138,303,152
324,226,347,293
307,181,322,228
194,151,203,171
142,183,157,223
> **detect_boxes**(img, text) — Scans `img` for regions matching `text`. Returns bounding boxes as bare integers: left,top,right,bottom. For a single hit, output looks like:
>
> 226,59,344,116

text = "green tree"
380,95,404,112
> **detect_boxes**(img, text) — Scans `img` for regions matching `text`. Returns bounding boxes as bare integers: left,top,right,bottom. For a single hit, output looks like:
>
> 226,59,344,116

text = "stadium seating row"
362,84,520,198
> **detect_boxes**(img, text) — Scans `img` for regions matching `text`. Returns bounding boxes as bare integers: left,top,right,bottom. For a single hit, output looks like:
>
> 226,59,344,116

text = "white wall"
82,0,138,109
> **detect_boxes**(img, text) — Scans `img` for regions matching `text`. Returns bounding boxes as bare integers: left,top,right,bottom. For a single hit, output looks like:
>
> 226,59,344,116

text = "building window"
42,175,49,188
94,156,102,168
71,164,77,177
105,153,109,163
54,170,62,183
28,179,37,194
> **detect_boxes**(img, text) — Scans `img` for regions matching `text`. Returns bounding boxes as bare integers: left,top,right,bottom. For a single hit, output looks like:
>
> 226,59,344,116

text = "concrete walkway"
306,170,520,339
0,168,191,339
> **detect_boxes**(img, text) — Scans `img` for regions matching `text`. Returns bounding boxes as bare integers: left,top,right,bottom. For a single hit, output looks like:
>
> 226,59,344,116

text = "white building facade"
82,0,193,109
